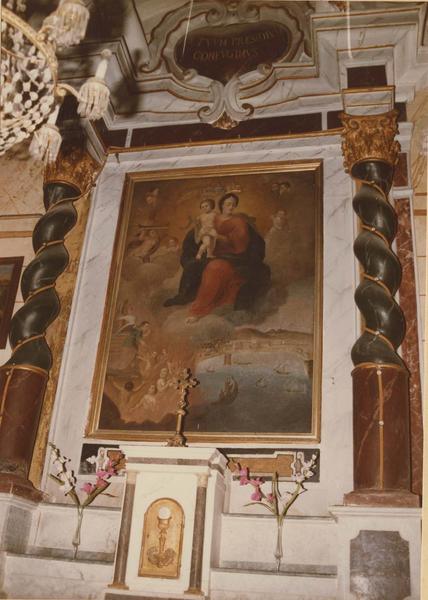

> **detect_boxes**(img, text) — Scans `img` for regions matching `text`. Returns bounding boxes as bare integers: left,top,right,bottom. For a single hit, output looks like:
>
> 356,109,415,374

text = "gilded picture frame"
87,160,323,444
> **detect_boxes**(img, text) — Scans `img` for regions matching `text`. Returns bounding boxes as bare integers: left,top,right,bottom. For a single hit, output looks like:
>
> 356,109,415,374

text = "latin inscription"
175,22,290,84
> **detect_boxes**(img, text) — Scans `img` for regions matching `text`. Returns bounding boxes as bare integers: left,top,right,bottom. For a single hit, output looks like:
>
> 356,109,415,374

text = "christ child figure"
195,199,218,260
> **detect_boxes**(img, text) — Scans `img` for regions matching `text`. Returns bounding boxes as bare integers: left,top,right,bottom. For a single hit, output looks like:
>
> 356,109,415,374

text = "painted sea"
187,350,312,433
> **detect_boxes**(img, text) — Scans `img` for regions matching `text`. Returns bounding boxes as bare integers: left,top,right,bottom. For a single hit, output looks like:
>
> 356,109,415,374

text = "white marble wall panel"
44,135,356,518
219,513,337,568
27,503,121,556
2,554,112,600
330,506,422,600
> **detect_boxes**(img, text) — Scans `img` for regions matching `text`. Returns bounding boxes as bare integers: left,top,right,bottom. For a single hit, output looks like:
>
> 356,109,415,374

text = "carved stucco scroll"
138,0,313,128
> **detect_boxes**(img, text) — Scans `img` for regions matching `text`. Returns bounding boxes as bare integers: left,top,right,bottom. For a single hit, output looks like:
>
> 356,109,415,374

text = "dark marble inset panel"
347,65,387,88
130,113,322,148
350,530,410,600
395,102,407,123
92,118,128,149
327,110,342,130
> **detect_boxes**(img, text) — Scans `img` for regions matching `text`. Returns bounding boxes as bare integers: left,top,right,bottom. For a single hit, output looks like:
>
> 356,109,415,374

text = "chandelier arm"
1,46,28,61
56,82,82,100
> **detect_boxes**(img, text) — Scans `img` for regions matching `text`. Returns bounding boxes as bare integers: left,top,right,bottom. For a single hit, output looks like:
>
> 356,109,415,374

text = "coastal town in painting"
94,166,321,441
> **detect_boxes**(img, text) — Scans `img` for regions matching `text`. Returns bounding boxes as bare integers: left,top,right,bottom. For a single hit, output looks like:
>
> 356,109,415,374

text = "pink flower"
266,493,275,504
104,460,116,475
250,487,262,501
81,482,95,495
95,477,109,489
237,465,249,486
250,477,265,487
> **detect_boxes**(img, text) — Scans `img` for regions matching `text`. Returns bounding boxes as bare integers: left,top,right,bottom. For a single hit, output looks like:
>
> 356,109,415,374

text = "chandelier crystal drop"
0,3,111,163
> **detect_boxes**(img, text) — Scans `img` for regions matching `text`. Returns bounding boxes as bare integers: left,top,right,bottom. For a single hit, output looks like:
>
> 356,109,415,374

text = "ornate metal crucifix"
166,368,199,447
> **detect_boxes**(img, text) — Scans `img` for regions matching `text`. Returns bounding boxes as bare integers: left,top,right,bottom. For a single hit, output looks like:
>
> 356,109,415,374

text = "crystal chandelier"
0,0,111,163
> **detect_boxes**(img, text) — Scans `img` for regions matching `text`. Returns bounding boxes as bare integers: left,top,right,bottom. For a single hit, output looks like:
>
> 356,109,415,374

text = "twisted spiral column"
341,110,419,507
0,147,99,501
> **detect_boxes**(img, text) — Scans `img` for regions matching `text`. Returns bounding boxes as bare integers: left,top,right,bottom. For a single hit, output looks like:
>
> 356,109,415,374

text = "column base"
185,589,205,596
107,583,129,590
0,473,44,503
344,489,420,508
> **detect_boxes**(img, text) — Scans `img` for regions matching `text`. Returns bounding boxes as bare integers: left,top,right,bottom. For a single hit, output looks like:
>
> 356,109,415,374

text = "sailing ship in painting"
215,376,239,405
99,171,318,438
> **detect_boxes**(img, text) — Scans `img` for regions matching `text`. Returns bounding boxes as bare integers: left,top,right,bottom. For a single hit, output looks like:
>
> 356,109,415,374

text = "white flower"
86,455,97,465
50,444,68,467
65,470,76,485
62,481,74,494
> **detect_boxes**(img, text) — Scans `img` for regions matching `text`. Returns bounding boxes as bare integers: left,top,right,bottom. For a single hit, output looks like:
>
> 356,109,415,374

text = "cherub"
156,367,171,392
271,209,288,231
139,384,157,410
116,300,136,333
128,229,160,263
195,199,218,260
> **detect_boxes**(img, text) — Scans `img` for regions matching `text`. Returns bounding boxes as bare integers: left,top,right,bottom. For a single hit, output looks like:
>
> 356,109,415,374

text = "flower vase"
274,519,284,572
72,507,84,559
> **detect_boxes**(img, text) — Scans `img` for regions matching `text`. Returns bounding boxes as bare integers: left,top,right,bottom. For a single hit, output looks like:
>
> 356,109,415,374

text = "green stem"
279,482,304,523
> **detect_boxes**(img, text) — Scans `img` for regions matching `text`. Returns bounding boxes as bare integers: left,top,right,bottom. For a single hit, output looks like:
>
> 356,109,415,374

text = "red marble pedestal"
344,363,420,507
0,366,47,502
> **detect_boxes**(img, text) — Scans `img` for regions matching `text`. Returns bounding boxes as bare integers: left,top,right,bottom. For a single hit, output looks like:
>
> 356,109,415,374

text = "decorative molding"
227,449,320,481
340,110,401,173
329,1,348,12
137,0,313,127
142,1,310,76
56,4,426,129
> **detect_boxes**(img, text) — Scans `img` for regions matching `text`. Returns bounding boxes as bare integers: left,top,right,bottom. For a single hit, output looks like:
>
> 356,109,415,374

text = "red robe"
190,215,250,317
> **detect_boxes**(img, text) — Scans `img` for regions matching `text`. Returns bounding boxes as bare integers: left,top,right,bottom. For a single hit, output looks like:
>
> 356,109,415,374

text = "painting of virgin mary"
91,163,322,443
164,192,271,320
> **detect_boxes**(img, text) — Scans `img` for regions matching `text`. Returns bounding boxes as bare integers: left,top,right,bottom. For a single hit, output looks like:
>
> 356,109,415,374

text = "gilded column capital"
340,110,401,173
44,146,102,194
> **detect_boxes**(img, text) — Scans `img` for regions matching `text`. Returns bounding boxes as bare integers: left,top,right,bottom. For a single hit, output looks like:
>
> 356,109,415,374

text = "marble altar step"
218,513,338,569
210,566,338,600
1,552,113,599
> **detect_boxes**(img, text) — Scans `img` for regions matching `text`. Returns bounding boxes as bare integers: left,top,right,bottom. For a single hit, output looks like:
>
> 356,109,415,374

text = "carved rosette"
341,110,401,174
340,111,404,368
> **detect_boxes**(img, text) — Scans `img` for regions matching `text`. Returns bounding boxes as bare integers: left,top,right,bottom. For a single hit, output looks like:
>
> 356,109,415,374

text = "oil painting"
89,161,322,443
0,256,24,349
